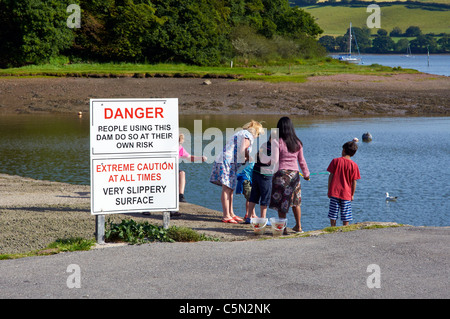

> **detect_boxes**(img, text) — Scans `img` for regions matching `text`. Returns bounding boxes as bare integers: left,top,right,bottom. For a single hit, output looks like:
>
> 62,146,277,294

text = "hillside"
301,3,450,36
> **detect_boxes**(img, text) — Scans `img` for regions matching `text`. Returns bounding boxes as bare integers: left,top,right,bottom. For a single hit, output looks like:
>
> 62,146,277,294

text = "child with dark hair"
327,141,361,226
269,117,310,233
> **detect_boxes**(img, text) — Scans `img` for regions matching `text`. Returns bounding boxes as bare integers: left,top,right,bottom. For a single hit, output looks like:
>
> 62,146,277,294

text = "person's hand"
304,176,310,181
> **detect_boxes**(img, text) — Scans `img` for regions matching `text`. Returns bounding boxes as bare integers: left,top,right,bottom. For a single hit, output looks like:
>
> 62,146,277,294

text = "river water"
1,114,449,231
349,54,450,77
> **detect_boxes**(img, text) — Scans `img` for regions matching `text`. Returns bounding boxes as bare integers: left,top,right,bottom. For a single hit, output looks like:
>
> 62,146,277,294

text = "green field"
0,59,419,83
314,0,450,3
303,4,450,36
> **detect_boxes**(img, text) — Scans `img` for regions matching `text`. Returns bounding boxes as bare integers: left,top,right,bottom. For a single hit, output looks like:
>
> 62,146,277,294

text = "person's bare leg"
221,186,233,220
292,205,302,232
260,205,267,218
246,201,258,219
179,171,186,195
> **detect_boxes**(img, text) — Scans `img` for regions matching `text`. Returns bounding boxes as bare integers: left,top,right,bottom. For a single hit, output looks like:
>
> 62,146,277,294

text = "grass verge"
0,222,403,259
0,219,219,260
0,58,419,82
0,237,96,260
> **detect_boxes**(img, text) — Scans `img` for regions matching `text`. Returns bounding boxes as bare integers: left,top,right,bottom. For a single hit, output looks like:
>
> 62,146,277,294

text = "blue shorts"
328,197,352,222
249,171,272,207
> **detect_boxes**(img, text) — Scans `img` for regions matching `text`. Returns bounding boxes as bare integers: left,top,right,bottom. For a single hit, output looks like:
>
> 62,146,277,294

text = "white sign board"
90,98,179,215
90,99,178,155
91,157,178,214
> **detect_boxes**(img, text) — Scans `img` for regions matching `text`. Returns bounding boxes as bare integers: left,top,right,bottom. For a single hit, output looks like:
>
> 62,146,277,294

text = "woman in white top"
210,120,264,223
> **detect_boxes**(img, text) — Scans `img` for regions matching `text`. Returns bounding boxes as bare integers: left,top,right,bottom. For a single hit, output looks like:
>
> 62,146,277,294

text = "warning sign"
91,157,178,214
90,99,178,156
90,98,179,215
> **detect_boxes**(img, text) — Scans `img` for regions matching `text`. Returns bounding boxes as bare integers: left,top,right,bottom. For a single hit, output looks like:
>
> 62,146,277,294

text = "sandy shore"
0,174,254,254
0,73,449,116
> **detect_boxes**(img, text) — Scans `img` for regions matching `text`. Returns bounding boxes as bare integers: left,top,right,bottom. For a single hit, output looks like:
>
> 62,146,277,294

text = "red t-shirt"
327,157,361,201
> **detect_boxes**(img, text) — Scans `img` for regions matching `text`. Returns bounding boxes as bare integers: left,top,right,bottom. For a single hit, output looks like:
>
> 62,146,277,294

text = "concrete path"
1,226,448,301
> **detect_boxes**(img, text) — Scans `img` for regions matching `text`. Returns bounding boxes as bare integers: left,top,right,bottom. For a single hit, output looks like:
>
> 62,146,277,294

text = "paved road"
1,226,449,302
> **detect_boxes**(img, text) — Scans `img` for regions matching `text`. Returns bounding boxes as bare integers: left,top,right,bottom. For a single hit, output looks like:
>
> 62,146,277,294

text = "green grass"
105,219,219,244
0,237,96,260
0,58,419,82
303,4,450,37
0,220,219,260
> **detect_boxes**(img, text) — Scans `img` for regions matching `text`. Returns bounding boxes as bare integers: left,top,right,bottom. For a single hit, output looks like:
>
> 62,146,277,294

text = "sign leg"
95,214,105,244
163,211,171,229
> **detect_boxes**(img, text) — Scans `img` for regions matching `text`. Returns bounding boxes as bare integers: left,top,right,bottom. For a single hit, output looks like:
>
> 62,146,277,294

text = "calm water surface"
0,114,449,231
357,54,450,76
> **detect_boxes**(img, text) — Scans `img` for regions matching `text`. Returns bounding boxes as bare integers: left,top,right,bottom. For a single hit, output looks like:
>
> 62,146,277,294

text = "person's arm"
189,155,207,162
258,143,271,164
351,180,357,201
241,138,251,163
297,146,310,180
328,173,333,197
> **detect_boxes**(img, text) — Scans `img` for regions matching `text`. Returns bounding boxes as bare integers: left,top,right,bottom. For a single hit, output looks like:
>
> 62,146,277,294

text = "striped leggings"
328,197,353,222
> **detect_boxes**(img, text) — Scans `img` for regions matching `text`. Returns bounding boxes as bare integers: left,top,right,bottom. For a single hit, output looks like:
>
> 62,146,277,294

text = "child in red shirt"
327,141,361,226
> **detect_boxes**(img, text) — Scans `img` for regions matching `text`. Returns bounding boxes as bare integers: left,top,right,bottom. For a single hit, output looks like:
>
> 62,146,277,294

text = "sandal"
222,218,238,224
232,215,244,222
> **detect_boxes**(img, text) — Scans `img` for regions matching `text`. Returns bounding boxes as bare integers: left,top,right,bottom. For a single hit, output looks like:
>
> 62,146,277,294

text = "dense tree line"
0,0,325,68
319,26,450,54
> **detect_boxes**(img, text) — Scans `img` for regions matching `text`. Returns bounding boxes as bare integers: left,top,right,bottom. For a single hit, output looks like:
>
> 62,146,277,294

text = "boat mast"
349,22,352,56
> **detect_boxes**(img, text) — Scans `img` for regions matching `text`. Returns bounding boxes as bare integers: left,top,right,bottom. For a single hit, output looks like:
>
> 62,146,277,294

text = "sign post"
90,98,179,243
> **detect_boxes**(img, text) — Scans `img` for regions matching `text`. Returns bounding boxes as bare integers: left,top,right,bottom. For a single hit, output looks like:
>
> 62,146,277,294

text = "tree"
437,35,450,52
318,35,337,52
377,29,388,37
274,5,323,39
340,26,371,53
0,0,76,67
371,36,395,53
389,26,402,37
405,26,422,37
1,0,327,66
147,0,233,65
410,35,438,53
394,38,409,53
105,0,162,61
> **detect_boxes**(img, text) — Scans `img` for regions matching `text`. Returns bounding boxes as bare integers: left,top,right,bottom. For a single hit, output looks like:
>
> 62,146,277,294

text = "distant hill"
299,3,450,36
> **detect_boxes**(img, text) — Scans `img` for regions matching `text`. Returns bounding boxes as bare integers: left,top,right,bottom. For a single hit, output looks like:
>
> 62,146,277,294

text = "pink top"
179,145,190,158
272,138,310,178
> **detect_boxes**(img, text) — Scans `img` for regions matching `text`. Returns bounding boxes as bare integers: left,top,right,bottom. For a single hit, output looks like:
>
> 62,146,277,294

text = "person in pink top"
327,141,360,226
179,134,206,203
270,117,310,233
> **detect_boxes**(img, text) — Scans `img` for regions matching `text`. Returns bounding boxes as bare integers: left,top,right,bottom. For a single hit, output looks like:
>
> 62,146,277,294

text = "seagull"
385,192,398,201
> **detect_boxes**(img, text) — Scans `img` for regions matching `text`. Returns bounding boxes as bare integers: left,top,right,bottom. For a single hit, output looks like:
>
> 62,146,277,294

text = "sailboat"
339,22,361,64
405,44,413,58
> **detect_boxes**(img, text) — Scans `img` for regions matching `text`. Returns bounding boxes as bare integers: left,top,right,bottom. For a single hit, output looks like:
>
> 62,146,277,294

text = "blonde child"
210,120,264,223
